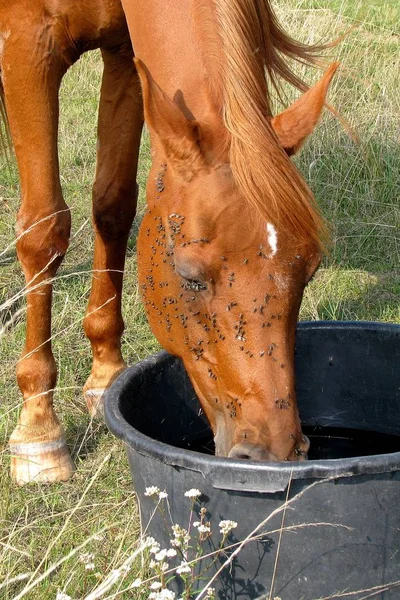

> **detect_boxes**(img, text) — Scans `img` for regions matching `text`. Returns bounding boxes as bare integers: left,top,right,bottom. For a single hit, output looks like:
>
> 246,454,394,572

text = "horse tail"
214,0,329,250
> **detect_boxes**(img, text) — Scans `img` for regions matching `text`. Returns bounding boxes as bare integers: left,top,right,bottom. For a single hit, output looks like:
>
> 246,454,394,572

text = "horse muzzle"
226,435,310,462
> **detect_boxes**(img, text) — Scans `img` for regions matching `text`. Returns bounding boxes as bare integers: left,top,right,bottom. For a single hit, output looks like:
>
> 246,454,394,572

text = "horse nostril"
298,434,310,458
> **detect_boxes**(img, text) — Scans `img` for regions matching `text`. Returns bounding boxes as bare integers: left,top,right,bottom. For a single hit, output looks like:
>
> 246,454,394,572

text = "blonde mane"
196,0,329,250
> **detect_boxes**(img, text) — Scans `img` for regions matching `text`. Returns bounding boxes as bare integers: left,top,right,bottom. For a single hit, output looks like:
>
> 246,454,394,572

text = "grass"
0,0,399,598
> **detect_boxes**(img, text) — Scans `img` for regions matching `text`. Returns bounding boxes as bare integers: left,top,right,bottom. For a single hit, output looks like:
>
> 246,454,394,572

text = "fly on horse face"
2,0,338,484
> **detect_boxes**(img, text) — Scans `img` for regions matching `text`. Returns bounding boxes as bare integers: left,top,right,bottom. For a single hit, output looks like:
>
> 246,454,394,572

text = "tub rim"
105,321,400,493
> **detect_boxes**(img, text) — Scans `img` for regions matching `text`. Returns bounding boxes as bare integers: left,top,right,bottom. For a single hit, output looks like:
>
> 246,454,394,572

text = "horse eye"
183,279,207,292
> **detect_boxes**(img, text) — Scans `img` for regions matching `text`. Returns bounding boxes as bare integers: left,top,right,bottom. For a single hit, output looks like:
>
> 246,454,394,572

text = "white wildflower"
176,561,191,574
56,592,72,600
150,542,161,555
197,524,211,534
184,488,201,499
85,562,95,571
145,536,157,546
172,524,184,536
150,581,162,590
145,486,160,497
165,548,177,558
219,520,238,535
170,524,190,549
204,587,215,599
158,491,168,499
155,549,168,562
132,578,142,588
159,590,176,600
192,521,201,528
149,590,176,600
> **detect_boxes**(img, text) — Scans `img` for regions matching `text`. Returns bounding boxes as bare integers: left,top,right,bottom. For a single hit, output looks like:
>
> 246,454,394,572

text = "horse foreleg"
3,31,74,484
83,48,143,416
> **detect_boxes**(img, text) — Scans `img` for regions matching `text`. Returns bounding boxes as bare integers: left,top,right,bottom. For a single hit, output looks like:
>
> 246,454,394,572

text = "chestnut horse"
2,0,337,484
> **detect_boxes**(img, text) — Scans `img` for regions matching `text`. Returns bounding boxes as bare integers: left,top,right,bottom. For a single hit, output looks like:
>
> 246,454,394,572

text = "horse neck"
128,0,228,150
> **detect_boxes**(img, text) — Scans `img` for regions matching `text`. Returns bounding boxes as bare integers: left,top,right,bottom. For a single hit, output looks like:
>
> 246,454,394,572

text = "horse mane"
197,0,330,250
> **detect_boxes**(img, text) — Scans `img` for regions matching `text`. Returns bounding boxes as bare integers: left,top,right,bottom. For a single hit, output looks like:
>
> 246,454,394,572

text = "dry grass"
0,0,399,597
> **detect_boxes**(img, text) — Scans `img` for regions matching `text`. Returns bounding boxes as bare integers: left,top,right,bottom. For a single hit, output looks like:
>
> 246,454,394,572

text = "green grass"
294,0,400,32
0,1,399,598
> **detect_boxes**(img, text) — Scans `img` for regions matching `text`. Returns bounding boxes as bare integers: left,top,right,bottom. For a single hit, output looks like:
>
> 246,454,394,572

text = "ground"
0,1,399,598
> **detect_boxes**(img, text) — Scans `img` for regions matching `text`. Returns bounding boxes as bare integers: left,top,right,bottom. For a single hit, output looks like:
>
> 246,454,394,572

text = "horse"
2,0,338,485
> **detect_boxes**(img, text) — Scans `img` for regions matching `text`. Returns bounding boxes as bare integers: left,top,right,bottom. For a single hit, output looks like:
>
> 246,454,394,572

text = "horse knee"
92,181,138,240
16,205,71,275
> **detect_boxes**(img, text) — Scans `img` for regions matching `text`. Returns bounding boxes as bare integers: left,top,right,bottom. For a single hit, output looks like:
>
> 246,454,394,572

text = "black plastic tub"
105,321,400,599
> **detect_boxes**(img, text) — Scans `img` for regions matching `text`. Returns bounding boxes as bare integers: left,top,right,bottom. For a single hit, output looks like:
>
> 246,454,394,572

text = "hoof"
84,388,105,418
10,438,75,485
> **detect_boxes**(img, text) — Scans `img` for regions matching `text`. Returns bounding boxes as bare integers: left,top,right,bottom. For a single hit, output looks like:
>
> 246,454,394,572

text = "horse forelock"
194,0,329,251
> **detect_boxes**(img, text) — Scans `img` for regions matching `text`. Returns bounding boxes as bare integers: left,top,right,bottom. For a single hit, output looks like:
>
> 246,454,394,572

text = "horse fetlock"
11,403,63,442
85,361,126,387
83,359,126,413
84,388,106,418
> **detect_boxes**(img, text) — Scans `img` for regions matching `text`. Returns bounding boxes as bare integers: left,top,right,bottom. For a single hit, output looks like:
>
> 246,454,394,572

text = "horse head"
136,60,337,461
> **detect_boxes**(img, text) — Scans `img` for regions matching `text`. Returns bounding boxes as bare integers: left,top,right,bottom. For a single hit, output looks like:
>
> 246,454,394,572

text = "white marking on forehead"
266,222,278,256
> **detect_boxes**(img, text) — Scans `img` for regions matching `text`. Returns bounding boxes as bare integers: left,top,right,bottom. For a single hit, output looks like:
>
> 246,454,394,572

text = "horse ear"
134,58,203,175
271,62,339,156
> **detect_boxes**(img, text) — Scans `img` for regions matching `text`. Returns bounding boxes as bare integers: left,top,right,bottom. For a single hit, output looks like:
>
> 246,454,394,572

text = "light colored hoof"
9,438,75,486
84,388,106,418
